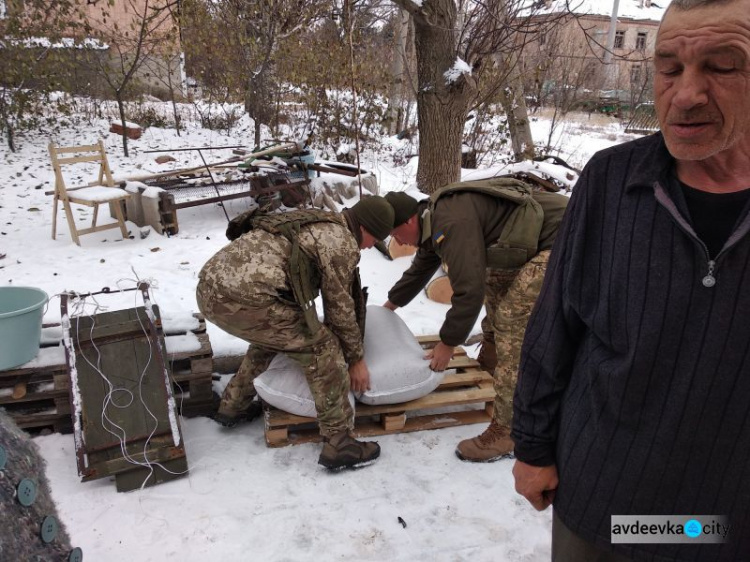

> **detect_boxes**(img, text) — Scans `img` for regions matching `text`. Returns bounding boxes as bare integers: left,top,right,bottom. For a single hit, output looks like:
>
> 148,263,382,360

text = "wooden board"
67,303,189,492
263,337,494,447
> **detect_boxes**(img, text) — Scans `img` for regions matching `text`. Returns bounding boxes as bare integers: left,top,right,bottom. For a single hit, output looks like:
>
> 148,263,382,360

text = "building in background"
521,0,669,115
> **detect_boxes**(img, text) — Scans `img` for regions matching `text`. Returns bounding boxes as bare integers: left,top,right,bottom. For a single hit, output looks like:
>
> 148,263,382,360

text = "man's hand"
348,359,371,394
512,460,559,511
425,342,454,371
383,300,399,311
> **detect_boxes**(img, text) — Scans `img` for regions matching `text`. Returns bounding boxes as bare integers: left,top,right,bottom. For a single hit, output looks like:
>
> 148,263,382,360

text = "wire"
67,282,191,491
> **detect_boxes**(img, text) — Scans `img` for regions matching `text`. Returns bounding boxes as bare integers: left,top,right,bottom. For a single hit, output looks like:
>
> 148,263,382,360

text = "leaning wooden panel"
61,288,188,492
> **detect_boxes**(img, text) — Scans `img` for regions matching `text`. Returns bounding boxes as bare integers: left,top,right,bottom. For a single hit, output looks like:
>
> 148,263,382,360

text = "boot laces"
477,420,506,446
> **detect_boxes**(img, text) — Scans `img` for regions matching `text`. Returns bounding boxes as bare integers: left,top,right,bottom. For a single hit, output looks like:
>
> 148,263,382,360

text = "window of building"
539,33,547,46
614,30,626,49
636,32,647,50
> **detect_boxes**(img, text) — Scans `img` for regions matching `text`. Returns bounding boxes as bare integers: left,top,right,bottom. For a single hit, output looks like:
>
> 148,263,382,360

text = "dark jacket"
512,133,750,561
387,188,567,346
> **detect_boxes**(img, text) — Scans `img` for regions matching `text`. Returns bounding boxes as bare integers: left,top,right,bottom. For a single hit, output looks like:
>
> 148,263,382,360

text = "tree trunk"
117,96,129,158
6,122,16,153
498,64,535,161
386,8,410,135
411,0,476,194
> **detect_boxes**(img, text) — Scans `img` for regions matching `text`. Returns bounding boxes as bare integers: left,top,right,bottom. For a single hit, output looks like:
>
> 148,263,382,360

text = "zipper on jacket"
651,181,750,288
702,260,716,288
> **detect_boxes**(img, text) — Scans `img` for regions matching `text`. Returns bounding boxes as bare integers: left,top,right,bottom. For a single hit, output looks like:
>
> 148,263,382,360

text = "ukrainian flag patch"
434,231,445,244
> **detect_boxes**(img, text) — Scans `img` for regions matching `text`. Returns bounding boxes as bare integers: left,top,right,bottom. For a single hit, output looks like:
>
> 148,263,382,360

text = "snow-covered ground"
0,107,641,561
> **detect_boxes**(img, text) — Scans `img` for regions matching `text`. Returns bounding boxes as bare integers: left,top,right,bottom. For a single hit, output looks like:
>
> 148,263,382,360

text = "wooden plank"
114,456,189,493
438,370,491,388
383,413,407,431
74,316,150,345
54,143,101,154
0,388,68,406
85,445,186,480
266,409,493,448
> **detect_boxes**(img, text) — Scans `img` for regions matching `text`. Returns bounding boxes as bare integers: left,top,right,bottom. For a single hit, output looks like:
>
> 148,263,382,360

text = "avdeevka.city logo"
684,519,702,538
611,515,730,544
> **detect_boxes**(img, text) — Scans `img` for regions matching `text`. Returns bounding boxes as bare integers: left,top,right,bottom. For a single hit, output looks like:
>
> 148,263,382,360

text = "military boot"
318,431,381,471
213,397,263,428
455,420,514,462
476,336,497,372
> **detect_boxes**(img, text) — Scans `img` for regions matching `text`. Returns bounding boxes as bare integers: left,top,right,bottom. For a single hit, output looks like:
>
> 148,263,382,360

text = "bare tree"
85,0,180,156
0,0,79,151
386,7,410,135
388,0,555,193
184,0,331,149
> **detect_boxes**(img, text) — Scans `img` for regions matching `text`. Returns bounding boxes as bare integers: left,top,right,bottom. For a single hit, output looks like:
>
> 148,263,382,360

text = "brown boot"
476,337,497,372
455,420,514,462
318,431,380,471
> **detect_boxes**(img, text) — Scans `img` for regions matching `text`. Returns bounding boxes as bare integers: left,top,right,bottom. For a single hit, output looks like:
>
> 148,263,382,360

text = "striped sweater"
512,133,750,561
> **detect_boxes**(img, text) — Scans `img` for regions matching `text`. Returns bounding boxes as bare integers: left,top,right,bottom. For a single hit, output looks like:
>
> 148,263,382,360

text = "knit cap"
384,192,419,227
350,196,395,240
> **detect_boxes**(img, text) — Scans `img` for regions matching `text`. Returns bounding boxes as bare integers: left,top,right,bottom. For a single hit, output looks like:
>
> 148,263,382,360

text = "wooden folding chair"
49,140,131,246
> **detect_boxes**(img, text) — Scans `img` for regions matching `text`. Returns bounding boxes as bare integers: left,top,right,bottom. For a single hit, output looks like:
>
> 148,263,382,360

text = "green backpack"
426,177,544,269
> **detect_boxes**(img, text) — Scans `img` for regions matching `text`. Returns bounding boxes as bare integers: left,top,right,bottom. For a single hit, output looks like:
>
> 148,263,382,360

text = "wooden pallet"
263,335,494,447
0,313,215,434
0,334,74,434
164,316,215,417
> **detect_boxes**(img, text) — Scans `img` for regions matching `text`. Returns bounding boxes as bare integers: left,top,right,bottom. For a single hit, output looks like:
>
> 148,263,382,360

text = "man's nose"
672,68,709,110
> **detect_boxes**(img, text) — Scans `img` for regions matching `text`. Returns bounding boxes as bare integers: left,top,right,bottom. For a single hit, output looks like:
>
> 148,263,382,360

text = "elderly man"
512,0,750,559
197,197,394,471
383,184,568,462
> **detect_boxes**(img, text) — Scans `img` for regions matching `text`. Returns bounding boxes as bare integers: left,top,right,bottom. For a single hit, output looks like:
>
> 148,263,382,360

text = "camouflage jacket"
199,218,364,364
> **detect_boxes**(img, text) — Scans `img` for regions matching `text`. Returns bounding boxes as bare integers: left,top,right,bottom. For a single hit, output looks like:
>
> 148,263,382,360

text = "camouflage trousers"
196,283,353,437
482,250,551,427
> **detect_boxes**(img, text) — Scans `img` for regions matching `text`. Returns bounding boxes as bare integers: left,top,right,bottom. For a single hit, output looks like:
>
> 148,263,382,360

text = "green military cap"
351,196,395,240
384,191,419,227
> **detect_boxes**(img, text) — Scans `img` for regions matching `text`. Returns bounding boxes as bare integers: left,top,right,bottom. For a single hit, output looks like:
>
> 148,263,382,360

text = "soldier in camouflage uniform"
383,184,568,462
196,197,394,470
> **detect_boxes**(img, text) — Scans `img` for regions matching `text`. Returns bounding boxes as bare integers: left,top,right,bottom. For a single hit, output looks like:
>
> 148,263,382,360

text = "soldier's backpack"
425,177,546,269
226,207,367,335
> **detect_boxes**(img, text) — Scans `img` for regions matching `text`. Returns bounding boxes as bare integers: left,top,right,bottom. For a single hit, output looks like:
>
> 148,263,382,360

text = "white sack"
254,353,356,418
356,306,444,405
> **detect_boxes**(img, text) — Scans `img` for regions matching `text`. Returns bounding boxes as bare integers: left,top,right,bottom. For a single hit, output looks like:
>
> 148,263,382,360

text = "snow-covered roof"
533,0,670,22
0,37,109,50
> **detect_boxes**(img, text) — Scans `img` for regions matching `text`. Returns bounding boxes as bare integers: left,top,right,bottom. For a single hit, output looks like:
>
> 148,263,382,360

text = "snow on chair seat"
49,140,131,246
69,185,134,203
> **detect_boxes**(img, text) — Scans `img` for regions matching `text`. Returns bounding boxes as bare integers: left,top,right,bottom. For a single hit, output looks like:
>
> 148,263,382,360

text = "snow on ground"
0,107,640,561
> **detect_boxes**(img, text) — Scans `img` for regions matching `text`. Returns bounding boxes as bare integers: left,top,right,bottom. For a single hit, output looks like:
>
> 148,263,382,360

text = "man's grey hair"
668,0,739,10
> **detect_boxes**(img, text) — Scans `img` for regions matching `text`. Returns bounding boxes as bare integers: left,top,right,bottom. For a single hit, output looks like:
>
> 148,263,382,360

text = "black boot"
213,398,263,428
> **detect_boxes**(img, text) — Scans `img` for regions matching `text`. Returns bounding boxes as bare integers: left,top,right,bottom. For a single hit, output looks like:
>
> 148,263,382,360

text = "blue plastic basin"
0,286,48,370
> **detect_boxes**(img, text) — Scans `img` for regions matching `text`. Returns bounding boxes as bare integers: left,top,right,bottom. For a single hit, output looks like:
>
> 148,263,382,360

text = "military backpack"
425,177,545,269
226,207,366,335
